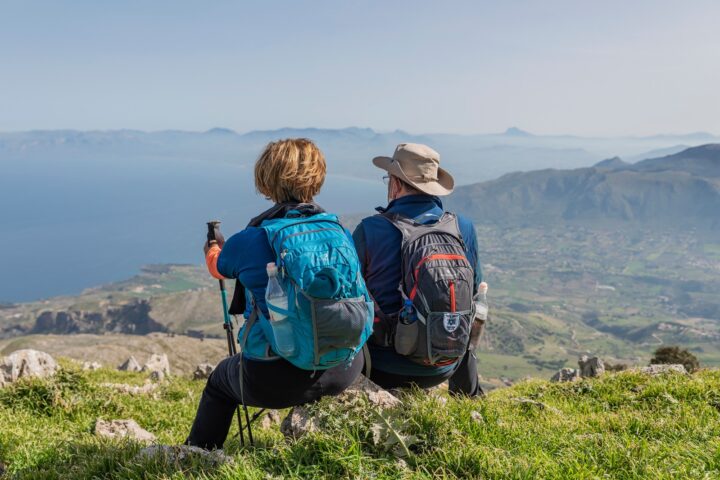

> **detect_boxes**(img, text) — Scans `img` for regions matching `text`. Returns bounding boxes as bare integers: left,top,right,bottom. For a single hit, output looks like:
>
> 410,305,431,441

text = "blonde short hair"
254,138,326,203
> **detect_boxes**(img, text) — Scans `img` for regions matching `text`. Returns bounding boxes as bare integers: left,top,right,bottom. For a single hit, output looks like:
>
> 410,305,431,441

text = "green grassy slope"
1,363,718,479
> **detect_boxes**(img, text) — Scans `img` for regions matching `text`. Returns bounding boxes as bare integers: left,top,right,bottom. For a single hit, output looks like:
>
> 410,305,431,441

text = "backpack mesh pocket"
426,311,471,361
309,296,371,365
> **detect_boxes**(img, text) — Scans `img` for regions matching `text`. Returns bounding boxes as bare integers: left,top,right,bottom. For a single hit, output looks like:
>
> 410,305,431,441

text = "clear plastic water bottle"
469,282,489,351
265,262,295,356
475,282,489,321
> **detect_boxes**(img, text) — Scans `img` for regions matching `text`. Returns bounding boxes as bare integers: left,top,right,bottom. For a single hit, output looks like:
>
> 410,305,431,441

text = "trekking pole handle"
207,220,221,244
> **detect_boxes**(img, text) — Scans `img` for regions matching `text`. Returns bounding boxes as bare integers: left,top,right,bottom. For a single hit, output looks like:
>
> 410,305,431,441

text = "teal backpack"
249,212,374,370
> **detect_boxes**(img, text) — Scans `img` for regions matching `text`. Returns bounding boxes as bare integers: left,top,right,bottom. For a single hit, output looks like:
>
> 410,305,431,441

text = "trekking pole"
206,220,252,446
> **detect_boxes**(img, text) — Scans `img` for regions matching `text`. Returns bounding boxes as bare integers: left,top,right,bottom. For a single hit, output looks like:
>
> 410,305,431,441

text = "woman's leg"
185,355,244,450
186,353,364,449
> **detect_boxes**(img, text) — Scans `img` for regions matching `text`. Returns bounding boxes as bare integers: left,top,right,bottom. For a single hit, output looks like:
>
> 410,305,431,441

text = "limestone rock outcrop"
0,349,58,385
142,353,170,381
94,419,156,443
118,356,142,372
192,363,214,380
578,356,605,378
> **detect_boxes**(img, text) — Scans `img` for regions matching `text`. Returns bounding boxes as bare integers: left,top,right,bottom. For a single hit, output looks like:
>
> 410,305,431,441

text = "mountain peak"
503,127,533,137
205,127,237,135
594,157,628,170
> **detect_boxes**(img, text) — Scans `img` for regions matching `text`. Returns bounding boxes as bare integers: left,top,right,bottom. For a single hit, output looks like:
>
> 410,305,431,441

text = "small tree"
650,346,700,373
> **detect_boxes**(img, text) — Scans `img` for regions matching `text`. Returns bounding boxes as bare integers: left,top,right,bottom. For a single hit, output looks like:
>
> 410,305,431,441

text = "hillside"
0,362,717,478
448,144,720,231
3,222,720,382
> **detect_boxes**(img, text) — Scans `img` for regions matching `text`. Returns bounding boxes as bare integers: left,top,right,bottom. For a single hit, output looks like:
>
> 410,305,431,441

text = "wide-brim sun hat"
372,143,454,196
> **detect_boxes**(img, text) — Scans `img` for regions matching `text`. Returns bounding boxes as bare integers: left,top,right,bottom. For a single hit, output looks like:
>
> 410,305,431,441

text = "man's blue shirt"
352,194,482,376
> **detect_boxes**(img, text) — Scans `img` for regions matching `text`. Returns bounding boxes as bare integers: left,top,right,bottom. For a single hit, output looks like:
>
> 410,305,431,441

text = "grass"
1,362,719,479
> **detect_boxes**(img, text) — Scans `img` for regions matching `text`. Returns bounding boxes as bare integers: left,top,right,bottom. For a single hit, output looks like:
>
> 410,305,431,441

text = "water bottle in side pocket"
394,299,418,356
469,282,488,351
265,262,296,356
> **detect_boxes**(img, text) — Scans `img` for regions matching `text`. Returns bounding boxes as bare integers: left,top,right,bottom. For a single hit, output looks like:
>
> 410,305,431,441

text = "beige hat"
372,143,454,196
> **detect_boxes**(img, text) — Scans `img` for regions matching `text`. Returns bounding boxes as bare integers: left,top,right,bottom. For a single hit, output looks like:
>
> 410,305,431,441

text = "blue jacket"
352,194,482,376
217,226,277,359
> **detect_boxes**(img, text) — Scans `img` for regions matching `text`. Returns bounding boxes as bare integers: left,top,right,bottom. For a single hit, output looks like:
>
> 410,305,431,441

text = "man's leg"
186,355,242,450
448,350,484,397
369,368,454,390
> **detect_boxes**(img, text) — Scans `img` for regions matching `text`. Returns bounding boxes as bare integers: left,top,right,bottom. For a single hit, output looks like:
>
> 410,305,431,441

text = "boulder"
280,376,400,440
638,364,687,375
578,356,605,378
338,375,401,408
118,356,142,372
280,406,317,439
0,349,57,384
550,368,580,382
192,363,214,380
259,409,282,429
142,353,170,380
94,419,156,443
82,361,102,371
136,445,233,467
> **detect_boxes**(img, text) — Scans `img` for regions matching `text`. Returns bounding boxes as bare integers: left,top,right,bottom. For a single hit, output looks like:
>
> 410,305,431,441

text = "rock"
82,361,102,371
470,411,484,424
94,419,156,443
192,363,214,380
550,368,580,382
500,376,514,387
339,375,401,408
578,356,605,378
101,381,158,395
0,349,58,384
136,445,233,467
280,406,318,439
118,356,142,372
638,364,687,375
142,353,170,380
259,409,282,429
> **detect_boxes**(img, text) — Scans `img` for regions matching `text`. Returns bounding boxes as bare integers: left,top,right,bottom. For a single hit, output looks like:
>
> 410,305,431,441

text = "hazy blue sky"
1,0,718,136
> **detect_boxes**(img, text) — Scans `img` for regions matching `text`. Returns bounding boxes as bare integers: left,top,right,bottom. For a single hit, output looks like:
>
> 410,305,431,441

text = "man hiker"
353,143,484,396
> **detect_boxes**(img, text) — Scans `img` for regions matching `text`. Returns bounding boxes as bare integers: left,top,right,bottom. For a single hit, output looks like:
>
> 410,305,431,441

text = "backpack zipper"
409,253,469,300
449,281,456,313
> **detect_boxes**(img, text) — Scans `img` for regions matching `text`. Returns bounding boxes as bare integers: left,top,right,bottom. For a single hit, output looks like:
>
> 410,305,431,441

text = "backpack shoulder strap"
378,211,420,243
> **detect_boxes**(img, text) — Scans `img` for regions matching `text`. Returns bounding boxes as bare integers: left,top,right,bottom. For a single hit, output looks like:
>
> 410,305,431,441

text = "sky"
1,0,719,136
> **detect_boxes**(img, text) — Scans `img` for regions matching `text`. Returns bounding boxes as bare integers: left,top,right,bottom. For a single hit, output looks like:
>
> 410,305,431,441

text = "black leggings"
369,350,483,396
186,353,364,450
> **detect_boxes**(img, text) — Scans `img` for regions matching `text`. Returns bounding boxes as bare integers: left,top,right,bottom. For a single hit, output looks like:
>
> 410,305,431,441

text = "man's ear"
388,175,399,200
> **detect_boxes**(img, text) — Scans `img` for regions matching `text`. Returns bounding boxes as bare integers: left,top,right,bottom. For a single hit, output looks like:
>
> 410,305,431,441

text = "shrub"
650,345,700,373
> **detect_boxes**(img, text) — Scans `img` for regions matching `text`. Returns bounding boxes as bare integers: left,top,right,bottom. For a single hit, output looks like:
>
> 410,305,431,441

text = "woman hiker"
186,138,369,450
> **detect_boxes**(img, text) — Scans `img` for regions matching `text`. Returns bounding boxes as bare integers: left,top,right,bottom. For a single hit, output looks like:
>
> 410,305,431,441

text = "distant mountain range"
2,127,719,301
448,144,720,231
2,127,718,185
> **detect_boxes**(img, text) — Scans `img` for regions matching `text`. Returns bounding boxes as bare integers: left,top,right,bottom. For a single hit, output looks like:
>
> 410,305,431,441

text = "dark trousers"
369,350,483,396
186,353,364,450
